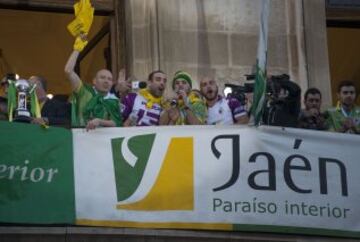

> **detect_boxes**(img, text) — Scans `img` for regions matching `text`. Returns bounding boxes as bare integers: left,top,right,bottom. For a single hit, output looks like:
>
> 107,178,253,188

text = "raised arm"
64,50,81,91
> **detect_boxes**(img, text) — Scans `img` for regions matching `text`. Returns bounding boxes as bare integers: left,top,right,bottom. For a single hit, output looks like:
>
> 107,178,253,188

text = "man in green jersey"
64,37,121,130
326,80,360,134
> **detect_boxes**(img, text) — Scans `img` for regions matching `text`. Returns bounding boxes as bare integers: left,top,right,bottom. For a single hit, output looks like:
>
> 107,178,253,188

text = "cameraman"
262,74,301,127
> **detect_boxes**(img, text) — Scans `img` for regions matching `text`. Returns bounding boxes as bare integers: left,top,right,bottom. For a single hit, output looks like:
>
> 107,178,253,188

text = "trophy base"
13,115,32,123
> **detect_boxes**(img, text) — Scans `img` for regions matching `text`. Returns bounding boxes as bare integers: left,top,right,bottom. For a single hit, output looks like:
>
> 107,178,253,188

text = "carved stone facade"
125,0,332,106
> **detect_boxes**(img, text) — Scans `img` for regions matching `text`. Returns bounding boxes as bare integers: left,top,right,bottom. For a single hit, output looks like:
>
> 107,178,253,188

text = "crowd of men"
0,48,359,134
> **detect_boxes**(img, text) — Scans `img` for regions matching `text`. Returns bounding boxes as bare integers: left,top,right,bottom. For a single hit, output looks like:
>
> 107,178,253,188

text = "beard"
153,88,164,97
343,97,355,107
205,87,218,101
148,84,164,97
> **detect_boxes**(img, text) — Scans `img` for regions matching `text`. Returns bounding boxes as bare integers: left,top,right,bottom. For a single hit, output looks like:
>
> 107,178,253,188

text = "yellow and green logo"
111,134,193,211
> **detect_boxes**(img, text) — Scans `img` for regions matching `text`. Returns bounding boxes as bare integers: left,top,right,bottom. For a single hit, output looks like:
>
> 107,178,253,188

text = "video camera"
224,73,297,105
224,73,301,127
266,74,291,98
224,83,254,105
224,74,254,105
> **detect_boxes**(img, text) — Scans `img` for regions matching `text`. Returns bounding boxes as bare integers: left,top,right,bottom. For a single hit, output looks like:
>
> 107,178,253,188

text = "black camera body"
267,74,290,97
225,83,254,105
224,73,301,127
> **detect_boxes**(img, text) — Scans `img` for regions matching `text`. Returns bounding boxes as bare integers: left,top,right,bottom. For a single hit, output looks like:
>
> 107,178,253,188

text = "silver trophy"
13,79,32,123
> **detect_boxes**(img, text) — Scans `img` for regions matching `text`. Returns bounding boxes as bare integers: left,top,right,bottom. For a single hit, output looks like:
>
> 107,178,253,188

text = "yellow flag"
74,0,84,16
67,0,94,37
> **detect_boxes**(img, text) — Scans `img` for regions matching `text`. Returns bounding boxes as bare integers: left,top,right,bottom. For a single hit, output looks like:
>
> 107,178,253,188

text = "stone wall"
125,0,308,95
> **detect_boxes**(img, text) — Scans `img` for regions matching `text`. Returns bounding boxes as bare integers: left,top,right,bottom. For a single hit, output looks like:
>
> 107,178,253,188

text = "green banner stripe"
0,121,75,224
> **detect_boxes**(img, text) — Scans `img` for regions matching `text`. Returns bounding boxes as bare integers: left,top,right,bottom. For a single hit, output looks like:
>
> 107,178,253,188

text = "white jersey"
206,96,247,125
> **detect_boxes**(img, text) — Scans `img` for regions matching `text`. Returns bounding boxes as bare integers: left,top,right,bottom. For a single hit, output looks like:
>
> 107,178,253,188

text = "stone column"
125,0,160,81
302,0,332,108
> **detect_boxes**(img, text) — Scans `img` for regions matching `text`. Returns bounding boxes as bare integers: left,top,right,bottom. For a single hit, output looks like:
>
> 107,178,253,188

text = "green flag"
251,0,270,125
0,121,75,224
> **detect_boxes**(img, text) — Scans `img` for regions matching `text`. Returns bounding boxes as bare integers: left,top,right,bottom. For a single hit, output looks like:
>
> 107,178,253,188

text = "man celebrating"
64,44,121,130
122,70,167,126
200,77,248,125
160,71,206,125
298,88,327,130
64,0,120,130
326,80,360,134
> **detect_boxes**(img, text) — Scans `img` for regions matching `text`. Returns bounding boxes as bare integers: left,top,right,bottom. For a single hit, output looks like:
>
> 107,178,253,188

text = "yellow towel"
67,0,94,39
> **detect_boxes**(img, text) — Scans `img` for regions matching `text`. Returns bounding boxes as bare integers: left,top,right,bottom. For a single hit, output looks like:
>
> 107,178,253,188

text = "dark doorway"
0,0,125,98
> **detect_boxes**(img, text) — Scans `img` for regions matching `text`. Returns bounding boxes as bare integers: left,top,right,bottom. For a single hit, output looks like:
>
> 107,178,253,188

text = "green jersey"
326,106,360,134
70,82,122,127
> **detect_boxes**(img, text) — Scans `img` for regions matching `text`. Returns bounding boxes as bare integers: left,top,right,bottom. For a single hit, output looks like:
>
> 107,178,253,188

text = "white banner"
73,126,360,237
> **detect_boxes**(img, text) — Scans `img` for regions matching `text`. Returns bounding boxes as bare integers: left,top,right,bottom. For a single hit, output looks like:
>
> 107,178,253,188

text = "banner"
0,121,75,224
73,126,360,238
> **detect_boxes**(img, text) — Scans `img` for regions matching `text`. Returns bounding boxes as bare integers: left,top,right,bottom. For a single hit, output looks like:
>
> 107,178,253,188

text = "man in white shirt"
200,77,248,125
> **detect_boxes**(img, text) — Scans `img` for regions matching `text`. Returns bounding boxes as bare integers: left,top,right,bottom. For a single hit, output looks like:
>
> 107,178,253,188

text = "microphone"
175,90,184,100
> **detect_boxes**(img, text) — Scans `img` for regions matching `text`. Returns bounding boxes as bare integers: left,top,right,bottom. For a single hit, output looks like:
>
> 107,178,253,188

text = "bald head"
95,69,112,79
